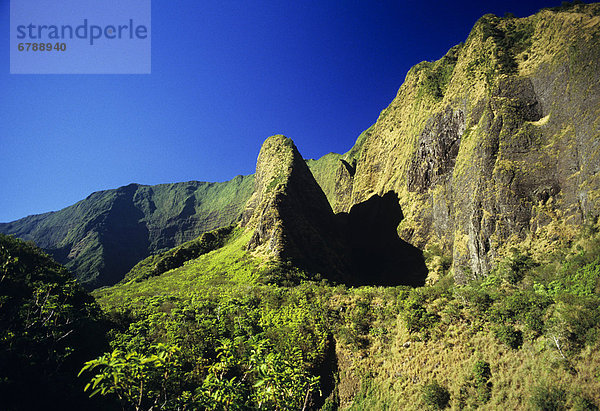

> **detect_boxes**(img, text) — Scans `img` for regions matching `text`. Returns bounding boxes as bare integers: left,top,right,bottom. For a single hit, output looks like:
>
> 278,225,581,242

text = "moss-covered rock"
241,135,351,281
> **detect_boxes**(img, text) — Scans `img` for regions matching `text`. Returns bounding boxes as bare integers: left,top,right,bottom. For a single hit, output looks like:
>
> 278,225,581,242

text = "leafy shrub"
571,393,598,411
529,384,567,411
547,296,600,352
422,380,451,409
403,297,440,336
536,258,600,297
80,344,183,408
496,249,537,284
258,261,309,286
494,325,523,349
472,360,492,403
457,359,493,408
0,234,108,410
339,297,373,349
456,286,494,315
83,286,331,409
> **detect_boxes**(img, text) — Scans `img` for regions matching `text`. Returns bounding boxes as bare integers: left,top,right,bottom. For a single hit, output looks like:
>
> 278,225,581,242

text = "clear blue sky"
0,0,572,222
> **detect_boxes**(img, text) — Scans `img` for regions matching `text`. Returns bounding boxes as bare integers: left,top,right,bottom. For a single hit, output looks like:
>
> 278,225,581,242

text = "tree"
0,234,109,410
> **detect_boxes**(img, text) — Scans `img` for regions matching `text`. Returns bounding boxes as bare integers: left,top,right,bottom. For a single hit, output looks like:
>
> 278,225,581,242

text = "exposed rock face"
0,177,254,288
5,6,599,288
407,108,465,193
243,135,427,286
310,4,600,282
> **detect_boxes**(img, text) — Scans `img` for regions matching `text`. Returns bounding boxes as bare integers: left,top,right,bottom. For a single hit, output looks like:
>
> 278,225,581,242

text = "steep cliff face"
0,176,254,288
242,135,427,286
312,4,600,282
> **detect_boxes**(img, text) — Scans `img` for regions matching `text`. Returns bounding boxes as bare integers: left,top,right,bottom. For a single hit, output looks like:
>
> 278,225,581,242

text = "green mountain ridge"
3,3,600,290
0,176,254,289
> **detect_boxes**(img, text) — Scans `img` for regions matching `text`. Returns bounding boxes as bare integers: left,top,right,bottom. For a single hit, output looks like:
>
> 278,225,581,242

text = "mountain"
308,2,600,283
241,134,427,286
240,135,351,281
0,177,253,289
3,4,600,290
5,4,600,410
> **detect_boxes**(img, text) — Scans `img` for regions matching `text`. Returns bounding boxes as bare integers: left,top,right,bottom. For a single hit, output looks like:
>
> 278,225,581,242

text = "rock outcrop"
5,5,600,288
242,135,427,286
241,135,351,281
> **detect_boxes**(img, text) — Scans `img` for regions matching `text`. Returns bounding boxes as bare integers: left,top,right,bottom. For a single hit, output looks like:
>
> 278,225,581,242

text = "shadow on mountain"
97,184,151,288
339,191,427,286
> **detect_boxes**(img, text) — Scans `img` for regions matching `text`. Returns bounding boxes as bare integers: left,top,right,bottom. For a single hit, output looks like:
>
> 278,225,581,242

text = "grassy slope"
336,220,600,410
306,126,372,209
306,153,342,206
93,227,264,307
122,225,237,283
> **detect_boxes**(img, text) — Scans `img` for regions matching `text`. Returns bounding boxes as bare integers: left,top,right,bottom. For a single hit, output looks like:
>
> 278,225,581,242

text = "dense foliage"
0,208,597,411
3,216,600,410
80,219,599,409
83,285,333,410
0,234,110,410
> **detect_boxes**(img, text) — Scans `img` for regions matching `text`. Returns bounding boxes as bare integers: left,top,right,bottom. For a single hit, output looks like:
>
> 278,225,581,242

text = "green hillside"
83,215,600,409
3,217,599,409
0,176,254,289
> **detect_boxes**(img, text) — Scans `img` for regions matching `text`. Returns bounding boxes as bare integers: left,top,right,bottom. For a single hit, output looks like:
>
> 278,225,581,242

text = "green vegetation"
475,14,534,79
76,218,600,409
306,125,372,212
0,176,254,289
342,220,600,409
421,380,450,409
4,218,599,409
0,234,110,410
471,360,492,404
3,4,600,410
529,384,567,411
306,152,343,205
85,228,334,409
418,44,461,100
123,225,236,283
83,289,328,410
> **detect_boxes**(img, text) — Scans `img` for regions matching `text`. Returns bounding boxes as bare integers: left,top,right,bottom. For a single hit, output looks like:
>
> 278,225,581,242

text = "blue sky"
0,0,571,222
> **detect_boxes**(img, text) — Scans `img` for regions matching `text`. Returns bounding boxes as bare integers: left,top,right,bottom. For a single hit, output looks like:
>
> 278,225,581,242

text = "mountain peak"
242,135,350,279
